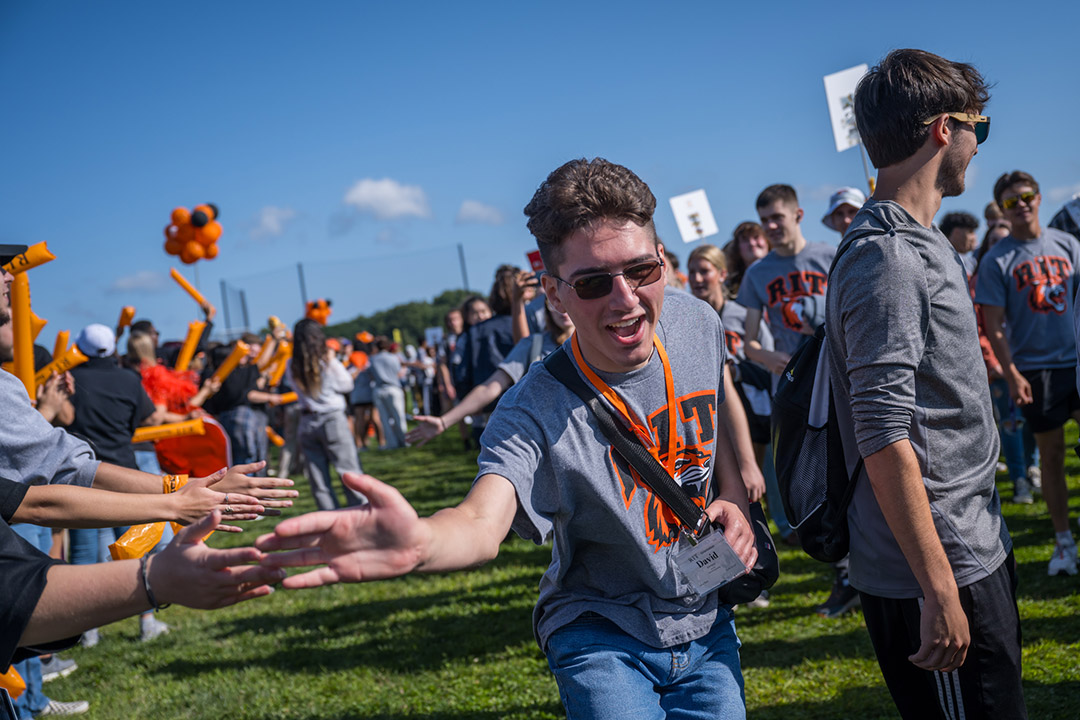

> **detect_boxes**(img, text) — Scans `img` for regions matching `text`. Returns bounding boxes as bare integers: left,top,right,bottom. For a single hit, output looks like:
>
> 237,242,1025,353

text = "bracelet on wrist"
140,555,172,611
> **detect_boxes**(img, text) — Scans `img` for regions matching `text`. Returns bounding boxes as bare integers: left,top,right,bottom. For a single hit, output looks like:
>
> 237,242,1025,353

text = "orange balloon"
185,240,205,260
201,221,222,243
164,224,179,240
180,247,197,264
176,224,195,243
205,243,219,259
165,237,184,255
171,207,191,225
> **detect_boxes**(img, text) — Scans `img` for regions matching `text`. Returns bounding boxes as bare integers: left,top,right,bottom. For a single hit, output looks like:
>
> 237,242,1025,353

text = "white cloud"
107,270,168,294
250,205,297,240
343,178,431,220
1048,183,1080,204
455,200,504,225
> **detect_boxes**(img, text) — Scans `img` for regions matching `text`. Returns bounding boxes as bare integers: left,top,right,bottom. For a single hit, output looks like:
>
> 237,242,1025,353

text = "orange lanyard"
570,332,678,477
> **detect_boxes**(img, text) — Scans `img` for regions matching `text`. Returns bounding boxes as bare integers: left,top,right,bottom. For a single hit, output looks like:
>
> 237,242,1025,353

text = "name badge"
673,527,747,596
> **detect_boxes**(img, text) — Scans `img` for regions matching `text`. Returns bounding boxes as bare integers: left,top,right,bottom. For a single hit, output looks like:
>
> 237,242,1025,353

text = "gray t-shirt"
0,370,100,487
973,227,1080,371
497,333,560,384
719,300,773,363
369,352,402,388
477,289,729,650
826,199,1010,598
735,241,836,356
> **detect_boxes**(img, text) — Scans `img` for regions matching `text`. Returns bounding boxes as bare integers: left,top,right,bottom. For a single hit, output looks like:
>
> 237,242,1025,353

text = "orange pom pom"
171,207,191,225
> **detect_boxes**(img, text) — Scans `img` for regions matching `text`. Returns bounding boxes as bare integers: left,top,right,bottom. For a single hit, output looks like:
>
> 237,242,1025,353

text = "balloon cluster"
164,204,222,264
305,298,332,325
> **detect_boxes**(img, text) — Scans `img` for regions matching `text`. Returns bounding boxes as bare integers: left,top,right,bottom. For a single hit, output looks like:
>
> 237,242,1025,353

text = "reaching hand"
513,270,538,305
741,463,766,503
704,499,758,571
172,473,264,531
205,462,298,510
149,511,285,609
1009,374,1033,406
908,589,970,672
404,415,444,447
256,473,429,589
36,373,69,421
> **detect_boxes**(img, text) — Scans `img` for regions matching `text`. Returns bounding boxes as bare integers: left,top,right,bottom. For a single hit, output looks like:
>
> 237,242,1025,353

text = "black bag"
770,240,864,564
544,348,778,605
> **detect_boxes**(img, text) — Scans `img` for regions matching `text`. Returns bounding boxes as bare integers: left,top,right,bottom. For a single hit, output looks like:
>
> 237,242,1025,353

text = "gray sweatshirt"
825,199,1010,598
0,370,100,487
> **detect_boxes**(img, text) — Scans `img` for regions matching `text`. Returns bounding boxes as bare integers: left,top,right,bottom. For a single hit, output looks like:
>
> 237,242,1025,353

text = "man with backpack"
825,49,1024,718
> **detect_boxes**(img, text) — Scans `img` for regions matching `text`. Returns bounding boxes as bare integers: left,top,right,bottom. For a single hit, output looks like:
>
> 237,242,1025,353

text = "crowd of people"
3,47,1079,720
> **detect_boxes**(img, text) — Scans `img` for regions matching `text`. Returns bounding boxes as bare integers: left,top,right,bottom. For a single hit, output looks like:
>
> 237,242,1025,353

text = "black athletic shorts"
1019,366,1080,433
859,552,1026,720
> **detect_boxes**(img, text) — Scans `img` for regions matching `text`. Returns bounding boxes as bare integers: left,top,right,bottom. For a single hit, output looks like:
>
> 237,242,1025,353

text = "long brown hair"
291,319,325,396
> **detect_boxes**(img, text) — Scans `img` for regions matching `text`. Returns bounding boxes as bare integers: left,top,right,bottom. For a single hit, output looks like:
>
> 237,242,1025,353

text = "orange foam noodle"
266,426,285,447
52,330,69,361
34,345,89,387
29,311,46,342
277,391,298,405
118,306,136,330
170,267,208,307
2,242,55,275
267,343,292,387
131,417,206,444
10,274,34,397
173,320,206,372
211,341,250,384
258,339,290,372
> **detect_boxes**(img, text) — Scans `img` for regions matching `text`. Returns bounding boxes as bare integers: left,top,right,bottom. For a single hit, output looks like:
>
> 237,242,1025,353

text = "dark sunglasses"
551,256,665,300
922,112,990,145
1001,191,1037,211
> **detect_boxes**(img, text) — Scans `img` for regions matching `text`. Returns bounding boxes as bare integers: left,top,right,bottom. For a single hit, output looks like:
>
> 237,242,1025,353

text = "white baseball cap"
822,187,867,230
76,323,116,357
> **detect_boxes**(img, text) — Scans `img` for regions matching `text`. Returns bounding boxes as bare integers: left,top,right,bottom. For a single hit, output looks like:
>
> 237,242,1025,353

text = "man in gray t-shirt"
736,184,835,375
256,159,758,720
975,170,1080,578
825,50,1023,719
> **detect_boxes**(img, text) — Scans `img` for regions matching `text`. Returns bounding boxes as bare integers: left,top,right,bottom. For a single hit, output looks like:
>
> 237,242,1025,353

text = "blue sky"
2,1,1078,344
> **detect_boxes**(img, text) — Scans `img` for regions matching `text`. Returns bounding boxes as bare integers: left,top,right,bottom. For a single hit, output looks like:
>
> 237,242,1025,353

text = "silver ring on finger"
225,505,233,514
224,493,231,504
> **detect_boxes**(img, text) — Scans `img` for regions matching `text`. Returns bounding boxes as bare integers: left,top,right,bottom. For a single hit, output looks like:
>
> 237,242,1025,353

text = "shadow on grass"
741,627,874,668
748,684,897,720
283,703,564,720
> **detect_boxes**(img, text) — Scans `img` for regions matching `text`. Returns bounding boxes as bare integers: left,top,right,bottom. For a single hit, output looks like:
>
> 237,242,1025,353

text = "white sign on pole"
823,64,868,153
669,189,719,244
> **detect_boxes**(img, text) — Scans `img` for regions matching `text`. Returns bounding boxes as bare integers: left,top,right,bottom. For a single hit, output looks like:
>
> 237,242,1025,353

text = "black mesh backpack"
770,240,864,563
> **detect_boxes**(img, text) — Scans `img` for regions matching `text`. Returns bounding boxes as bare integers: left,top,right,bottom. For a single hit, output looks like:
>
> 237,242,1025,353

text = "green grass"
48,429,1080,719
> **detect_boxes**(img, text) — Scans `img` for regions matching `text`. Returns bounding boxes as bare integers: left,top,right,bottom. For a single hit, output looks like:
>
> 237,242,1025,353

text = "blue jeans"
990,378,1037,483
10,525,53,718
545,611,745,720
69,526,129,565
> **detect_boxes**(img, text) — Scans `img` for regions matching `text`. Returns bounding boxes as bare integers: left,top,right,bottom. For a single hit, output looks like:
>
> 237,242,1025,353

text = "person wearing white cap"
821,186,867,235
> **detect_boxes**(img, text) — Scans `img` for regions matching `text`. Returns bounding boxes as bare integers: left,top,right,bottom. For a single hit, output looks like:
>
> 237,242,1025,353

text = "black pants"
860,552,1026,720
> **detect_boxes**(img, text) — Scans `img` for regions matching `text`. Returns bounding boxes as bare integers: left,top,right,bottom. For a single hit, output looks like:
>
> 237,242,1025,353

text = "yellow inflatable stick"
131,418,206,444
267,342,292,387
170,267,208,308
29,310,46,343
277,392,298,405
2,242,55,275
258,339,290,372
10,274,34,397
34,345,88,387
211,341,250,384
173,320,206,372
52,330,69,361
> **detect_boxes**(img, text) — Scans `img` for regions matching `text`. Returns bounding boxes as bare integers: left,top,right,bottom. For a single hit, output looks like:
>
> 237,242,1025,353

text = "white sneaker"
140,616,170,642
1048,542,1078,576
35,699,89,717
1028,465,1042,491
1013,478,1034,504
79,629,99,648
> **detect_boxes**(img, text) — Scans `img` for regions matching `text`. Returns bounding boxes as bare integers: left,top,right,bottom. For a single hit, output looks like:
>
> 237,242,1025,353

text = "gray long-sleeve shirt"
0,370,100,487
825,200,1010,598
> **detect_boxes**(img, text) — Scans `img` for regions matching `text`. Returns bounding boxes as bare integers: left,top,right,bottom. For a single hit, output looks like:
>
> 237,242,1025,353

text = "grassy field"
49,430,1080,719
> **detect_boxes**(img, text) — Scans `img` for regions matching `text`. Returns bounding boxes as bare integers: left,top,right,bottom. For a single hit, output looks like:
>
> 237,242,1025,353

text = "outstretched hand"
256,473,429,589
173,472,264,531
205,461,299,510
404,415,444,447
149,511,285,609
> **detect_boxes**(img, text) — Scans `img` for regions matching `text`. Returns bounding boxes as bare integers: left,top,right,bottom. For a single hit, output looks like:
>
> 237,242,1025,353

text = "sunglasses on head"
1001,191,1037,211
922,111,990,144
551,256,665,300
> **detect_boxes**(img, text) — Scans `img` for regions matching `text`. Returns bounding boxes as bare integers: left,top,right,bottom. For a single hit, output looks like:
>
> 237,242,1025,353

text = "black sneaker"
816,573,861,619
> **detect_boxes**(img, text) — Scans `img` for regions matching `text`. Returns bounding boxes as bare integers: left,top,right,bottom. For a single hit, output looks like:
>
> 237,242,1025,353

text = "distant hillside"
324,288,475,346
